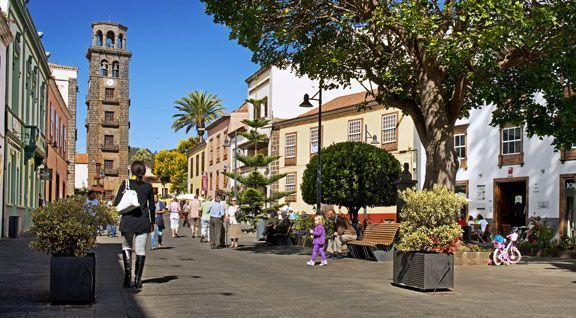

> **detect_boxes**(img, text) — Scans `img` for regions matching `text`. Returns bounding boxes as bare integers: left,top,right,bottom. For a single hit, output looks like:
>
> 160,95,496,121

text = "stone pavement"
1,231,576,317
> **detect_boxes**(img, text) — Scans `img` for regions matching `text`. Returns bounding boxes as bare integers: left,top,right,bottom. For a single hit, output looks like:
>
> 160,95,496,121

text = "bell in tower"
85,22,132,199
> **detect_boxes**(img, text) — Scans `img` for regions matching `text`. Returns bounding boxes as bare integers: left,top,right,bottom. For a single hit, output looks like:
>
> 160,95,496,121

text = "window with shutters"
381,113,398,151
498,126,524,166
285,173,296,202
348,119,362,142
285,133,297,166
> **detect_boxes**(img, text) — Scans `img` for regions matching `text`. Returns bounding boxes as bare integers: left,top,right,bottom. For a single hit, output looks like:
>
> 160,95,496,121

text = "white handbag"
116,179,140,214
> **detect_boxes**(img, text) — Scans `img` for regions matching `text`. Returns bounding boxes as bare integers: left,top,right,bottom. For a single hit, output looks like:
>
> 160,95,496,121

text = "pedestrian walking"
226,198,241,248
113,161,155,289
200,196,213,243
208,196,226,249
169,199,181,238
151,195,166,250
189,195,201,238
307,215,327,266
182,200,191,227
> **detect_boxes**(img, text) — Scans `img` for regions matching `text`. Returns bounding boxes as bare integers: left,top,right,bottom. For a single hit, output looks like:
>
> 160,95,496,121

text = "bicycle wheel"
508,247,522,264
492,249,503,266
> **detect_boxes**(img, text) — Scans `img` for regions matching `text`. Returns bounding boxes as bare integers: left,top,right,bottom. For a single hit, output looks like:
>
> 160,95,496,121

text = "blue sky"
28,0,259,153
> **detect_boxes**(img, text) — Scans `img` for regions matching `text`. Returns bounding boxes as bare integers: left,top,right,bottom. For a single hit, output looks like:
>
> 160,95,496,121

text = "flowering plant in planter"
396,185,467,253
291,213,315,238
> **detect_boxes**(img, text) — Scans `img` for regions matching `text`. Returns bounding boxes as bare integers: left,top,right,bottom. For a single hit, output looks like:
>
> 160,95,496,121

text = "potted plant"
393,185,467,291
290,213,315,247
29,196,116,304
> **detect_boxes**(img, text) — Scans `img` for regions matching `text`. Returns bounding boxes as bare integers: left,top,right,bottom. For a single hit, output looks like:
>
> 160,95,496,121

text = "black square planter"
393,251,454,291
50,253,96,304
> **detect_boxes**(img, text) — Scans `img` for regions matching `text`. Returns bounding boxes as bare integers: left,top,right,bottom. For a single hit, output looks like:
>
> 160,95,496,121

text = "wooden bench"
272,221,293,246
348,223,400,262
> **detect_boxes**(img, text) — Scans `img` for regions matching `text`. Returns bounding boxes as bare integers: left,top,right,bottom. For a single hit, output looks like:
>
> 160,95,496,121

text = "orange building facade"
45,77,71,202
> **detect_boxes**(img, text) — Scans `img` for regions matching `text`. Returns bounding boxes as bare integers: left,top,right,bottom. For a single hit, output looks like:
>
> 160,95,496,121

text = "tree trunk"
418,64,458,190
422,126,457,190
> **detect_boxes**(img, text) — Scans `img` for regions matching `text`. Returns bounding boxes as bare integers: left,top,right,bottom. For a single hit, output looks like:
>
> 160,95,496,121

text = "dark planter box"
50,253,95,305
393,251,454,291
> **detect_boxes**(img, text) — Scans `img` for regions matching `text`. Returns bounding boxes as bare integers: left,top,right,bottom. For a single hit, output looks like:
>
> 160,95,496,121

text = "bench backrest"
362,223,400,245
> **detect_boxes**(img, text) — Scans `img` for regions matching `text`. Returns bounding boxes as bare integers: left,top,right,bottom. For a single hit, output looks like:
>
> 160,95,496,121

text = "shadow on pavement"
142,275,179,284
235,242,310,256
96,241,148,317
547,261,576,272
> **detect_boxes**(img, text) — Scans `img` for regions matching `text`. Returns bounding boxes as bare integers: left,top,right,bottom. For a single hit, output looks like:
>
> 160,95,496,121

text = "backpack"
234,208,243,220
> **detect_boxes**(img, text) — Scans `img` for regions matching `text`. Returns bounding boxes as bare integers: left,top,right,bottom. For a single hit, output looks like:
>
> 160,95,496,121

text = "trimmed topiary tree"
301,141,401,221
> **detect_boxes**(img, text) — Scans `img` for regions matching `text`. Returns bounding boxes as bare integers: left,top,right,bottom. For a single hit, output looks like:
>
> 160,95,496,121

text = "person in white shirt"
226,198,241,248
477,214,489,236
169,200,181,238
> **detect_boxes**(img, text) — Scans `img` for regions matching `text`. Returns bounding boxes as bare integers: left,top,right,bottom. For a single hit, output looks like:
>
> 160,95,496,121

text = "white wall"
75,163,88,189
0,34,7,235
457,104,576,232
50,66,78,108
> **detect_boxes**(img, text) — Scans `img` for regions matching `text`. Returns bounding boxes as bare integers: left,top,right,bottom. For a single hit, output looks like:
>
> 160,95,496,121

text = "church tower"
86,22,131,198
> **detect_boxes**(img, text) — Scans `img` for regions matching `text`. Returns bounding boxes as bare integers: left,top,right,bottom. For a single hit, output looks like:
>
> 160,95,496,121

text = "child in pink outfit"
307,216,327,266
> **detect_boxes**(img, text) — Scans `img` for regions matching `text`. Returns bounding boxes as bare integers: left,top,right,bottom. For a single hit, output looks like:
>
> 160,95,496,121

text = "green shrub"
29,196,116,257
396,185,467,253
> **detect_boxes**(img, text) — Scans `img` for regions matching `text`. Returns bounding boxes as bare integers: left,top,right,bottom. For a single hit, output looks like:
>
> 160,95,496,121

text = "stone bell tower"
86,22,132,199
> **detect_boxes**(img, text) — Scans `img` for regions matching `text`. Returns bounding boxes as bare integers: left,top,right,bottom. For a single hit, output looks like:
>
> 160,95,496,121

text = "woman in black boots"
114,161,155,290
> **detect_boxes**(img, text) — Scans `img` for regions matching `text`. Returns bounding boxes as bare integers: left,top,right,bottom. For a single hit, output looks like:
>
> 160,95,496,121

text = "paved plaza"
1,232,575,318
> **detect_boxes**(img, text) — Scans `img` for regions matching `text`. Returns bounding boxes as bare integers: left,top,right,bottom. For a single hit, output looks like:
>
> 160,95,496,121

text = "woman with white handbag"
113,161,155,290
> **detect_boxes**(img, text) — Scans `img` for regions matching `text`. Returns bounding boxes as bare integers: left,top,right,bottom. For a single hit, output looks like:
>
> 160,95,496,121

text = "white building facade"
454,104,576,237
0,6,14,235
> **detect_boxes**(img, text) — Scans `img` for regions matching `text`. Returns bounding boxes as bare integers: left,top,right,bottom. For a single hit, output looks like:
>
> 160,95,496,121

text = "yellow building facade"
273,91,420,222
187,141,207,196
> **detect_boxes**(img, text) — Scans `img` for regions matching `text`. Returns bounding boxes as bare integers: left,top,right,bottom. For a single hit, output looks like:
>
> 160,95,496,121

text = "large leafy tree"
202,0,576,189
176,136,201,154
153,149,188,193
172,91,225,140
129,148,155,169
301,142,401,221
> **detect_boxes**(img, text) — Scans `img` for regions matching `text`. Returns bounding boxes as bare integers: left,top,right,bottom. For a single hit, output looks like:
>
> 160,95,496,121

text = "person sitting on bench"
326,209,355,258
265,211,291,245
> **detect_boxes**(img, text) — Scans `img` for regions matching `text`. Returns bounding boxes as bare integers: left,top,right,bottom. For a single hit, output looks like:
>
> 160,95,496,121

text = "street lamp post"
223,131,239,199
362,126,380,229
300,80,323,215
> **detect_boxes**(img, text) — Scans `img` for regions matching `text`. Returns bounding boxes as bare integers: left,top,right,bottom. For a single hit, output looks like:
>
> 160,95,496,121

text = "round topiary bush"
301,141,401,218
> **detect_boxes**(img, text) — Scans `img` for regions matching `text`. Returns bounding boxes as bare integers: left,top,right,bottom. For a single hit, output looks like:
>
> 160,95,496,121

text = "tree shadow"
142,275,179,284
547,261,576,273
234,242,310,256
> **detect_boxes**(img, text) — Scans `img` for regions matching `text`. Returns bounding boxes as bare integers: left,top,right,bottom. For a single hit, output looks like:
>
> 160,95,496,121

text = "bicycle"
492,231,522,266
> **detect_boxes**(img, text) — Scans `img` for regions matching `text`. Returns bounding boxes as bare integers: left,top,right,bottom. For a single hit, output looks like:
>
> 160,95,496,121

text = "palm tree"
172,91,225,140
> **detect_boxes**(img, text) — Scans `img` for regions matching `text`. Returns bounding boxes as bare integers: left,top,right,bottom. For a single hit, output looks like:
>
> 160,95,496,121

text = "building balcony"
103,168,119,176
102,119,120,128
24,125,47,164
101,143,119,152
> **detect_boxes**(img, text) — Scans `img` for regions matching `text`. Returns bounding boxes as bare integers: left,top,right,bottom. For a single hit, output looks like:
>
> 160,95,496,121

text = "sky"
28,0,259,153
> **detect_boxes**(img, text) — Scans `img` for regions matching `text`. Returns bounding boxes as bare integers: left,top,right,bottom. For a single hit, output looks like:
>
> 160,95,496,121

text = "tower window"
100,60,109,76
118,34,124,49
104,135,114,145
106,31,115,48
112,62,119,77
105,88,114,100
105,111,114,122
104,160,114,169
95,31,103,46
